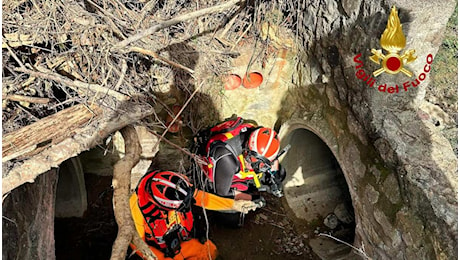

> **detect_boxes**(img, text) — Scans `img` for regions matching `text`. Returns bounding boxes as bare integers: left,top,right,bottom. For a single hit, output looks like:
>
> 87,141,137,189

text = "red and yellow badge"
369,6,417,77
353,6,433,94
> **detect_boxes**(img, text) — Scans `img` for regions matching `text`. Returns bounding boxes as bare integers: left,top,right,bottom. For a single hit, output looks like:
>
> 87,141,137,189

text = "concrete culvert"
55,157,87,218
279,125,356,259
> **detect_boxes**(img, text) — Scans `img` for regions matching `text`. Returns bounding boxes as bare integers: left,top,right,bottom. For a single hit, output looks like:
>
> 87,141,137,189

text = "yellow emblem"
370,6,417,77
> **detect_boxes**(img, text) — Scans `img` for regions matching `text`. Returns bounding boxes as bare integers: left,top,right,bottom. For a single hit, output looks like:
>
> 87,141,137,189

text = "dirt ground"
54,173,321,260
208,195,320,260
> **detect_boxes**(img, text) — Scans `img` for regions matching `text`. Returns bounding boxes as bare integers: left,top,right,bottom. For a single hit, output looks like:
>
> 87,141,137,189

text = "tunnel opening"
54,157,117,260
51,146,323,260
281,128,356,259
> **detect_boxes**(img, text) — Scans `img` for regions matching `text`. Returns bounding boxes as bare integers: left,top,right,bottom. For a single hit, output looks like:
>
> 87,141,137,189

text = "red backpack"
194,117,264,191
205,117,256,152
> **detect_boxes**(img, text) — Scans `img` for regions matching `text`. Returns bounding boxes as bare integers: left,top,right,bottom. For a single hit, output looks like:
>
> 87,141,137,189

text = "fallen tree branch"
2,102,155,195
132,235,158,260
114,59,128,90
86,0,127,40
15,66,130,101
113,0,243,49
4,41,26,69
2,104,101,162
111,126,140,260
129,46,195,74
4,94,50,104
134,0,158,29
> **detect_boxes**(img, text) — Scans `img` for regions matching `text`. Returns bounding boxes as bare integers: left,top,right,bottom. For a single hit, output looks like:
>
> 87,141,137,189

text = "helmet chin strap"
244,149,272,173
176,180,194,212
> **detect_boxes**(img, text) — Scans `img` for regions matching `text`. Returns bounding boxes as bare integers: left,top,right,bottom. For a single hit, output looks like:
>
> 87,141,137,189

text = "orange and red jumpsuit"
130,186,236,259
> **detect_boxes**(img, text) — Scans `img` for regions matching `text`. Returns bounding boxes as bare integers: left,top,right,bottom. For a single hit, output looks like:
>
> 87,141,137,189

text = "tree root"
110,125,157,260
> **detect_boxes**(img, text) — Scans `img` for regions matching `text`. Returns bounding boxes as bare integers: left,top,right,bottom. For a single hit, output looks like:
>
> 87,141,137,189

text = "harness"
136,171,194,256
199,117,265,191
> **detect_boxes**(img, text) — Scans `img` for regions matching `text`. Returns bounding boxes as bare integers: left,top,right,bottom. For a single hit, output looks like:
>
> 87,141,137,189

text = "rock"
373,209,402,249
323,213,339,229
345,142,366,178
347,111,368,145
365,184,379,205
309,237,354,260
334,203,354,224
325,83,342,111
370,165,381,184
382,174,401,204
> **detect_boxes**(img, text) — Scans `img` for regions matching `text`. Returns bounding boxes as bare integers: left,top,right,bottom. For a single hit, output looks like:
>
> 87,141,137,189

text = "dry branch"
2,33,35,48
110,126,140,260
4,94,50,105
149,130,207,165
16,66,130,101
2,104,101,162
114,60,128,90
151,82,204,152
4,41,26,69
129,47,195,74
2,102,156,195
113,0,244,49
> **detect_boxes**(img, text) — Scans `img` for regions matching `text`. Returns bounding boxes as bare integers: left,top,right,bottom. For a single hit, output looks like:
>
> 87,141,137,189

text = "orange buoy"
165,105,182,133
223,74,242,90
242,72,263,89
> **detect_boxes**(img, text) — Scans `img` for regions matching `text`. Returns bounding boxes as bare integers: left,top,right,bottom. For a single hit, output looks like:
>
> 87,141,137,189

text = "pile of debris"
2,0,301,194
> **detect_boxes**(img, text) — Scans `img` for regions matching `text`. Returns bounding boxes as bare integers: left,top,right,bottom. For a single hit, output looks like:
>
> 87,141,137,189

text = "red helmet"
147,171,193,212
248,127,280,162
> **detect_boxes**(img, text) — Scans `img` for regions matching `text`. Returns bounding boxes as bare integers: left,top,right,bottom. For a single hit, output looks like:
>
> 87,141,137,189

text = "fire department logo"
370,6,417,77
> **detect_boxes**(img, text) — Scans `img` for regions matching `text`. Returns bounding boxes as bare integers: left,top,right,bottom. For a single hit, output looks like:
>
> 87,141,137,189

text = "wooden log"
2,104,102,162
2,102,155,196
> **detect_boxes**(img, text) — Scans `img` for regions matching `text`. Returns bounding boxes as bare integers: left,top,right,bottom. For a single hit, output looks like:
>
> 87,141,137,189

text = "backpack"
193,115,256,156
191,116,263,192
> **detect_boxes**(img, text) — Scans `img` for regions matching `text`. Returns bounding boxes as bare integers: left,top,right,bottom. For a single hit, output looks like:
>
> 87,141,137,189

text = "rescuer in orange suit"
129,170,261,260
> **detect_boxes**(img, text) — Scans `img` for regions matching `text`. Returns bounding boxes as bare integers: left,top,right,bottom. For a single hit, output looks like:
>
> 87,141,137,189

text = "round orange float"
242,72,263,89
165,105,182,133
223,74,242,90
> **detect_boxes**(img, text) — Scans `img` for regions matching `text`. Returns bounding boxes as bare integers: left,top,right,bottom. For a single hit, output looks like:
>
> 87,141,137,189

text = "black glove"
268,167,285,198
274,165,286,184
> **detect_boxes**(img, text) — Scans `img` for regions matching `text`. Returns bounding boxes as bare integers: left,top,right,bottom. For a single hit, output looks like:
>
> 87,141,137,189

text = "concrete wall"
285,0,458,258
214,1,457,257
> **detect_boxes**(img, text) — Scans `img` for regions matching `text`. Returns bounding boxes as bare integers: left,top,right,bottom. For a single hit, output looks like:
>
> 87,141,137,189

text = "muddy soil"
54,173,321,260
